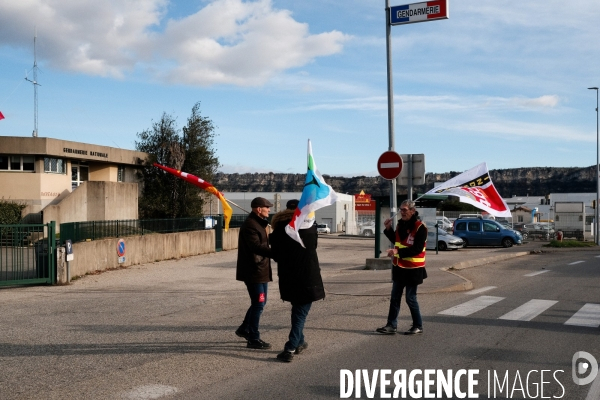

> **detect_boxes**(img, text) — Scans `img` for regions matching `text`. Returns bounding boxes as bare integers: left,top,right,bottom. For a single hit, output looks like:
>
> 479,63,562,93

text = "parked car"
316,223,330,234
436,216,454,231
452,217,523,248
522,223,555,240
458,213,495,220
427,227,464,251
358,221,375,236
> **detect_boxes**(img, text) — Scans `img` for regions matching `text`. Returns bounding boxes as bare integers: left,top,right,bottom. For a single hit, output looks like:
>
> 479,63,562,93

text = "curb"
446,251,529,271
435,251,530,293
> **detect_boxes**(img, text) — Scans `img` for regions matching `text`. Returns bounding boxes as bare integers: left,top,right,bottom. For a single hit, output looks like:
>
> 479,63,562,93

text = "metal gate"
0,221,56,287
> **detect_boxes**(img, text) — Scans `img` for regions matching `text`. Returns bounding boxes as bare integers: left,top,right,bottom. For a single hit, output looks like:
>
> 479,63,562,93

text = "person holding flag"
270,199,325,362
376,199,427,336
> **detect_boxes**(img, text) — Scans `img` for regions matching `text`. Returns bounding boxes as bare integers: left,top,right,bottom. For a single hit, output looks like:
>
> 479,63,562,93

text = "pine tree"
135,102,220,219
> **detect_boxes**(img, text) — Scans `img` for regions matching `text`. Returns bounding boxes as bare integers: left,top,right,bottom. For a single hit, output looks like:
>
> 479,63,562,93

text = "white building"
220,192,356,234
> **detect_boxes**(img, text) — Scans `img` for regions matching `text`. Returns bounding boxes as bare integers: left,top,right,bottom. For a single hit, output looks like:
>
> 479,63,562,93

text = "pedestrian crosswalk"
438,295,600,328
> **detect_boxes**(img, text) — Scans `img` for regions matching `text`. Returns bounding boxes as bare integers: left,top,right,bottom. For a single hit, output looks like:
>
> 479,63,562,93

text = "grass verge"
543,240,597,248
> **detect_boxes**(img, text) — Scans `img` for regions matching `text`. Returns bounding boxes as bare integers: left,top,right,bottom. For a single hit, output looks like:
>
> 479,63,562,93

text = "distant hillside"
214,166,597,197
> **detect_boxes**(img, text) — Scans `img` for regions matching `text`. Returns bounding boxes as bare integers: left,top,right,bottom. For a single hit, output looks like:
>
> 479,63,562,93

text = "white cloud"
280,94,561,113
0,0,348,85
509,95,559,108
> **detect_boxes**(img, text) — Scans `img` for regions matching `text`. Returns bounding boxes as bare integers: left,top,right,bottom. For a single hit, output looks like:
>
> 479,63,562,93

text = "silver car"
427,227,464,251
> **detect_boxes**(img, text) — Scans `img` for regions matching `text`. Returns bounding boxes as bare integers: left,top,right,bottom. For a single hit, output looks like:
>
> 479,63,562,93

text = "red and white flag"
0,111,5,120
422,162,512,218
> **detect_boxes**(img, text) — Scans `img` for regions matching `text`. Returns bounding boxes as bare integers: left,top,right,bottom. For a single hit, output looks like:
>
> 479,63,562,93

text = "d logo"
572,351,599,386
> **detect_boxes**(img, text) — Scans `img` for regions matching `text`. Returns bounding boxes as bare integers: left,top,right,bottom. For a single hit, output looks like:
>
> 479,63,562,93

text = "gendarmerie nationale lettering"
396,6,439,19
63,148,109,158
63,147,87,155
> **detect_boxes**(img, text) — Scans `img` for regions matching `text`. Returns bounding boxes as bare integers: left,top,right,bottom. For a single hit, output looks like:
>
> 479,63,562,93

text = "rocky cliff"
215,166,597,197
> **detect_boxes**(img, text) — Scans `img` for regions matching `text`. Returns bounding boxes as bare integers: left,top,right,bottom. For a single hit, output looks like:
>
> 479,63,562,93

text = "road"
181,250,600,400
0,238,598,399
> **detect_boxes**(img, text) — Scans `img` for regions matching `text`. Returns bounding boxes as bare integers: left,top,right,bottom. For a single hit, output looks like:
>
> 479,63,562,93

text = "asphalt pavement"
0,235,582,399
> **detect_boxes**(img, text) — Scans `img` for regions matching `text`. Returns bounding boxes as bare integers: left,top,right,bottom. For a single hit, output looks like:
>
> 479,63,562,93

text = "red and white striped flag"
422,162,512,218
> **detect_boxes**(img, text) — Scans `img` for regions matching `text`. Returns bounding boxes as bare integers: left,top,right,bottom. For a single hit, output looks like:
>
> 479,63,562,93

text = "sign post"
117,238,126,264
65,239,73,282
385,0,448,218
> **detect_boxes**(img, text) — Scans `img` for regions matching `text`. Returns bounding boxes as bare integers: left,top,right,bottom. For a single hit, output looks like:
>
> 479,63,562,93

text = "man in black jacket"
235,197,273,349
270,200,325,362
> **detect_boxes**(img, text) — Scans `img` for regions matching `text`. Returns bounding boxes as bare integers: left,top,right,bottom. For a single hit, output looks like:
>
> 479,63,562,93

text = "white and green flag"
286,139,339,247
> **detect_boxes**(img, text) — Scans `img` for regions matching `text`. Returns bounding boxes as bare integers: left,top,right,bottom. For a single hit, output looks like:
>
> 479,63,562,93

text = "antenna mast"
25,29,40,137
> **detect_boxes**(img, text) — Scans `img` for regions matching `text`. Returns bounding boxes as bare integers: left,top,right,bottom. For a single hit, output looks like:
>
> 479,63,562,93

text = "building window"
556,215,560,221
22,156,34,171
71,164,89,189
44,157,66,174
0,155,35,171
10,156,20,170
117,165,125,182
518,215,523,222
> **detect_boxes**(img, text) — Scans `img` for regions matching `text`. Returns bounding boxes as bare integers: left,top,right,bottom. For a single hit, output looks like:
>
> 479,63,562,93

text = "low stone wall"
57,228,240,283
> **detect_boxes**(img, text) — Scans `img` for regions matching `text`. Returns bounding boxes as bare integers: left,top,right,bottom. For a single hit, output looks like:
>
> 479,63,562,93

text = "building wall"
43,181,139,231
89,164,115,182
56,228,240,282
0,171,41,204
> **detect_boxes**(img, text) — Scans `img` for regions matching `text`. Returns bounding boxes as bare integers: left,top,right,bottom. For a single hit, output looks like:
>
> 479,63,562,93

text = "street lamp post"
589,87,599,245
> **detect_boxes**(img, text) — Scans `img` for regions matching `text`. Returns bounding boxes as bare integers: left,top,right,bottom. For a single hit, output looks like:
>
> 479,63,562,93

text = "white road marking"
568,261,585,265
438,295,505,316
498,299,558,321
524,270,550,277
123,385,178,399
465,286,497,295
565,303,600,328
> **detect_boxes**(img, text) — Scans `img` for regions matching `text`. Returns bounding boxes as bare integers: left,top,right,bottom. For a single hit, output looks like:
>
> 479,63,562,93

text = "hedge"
0,200,26,224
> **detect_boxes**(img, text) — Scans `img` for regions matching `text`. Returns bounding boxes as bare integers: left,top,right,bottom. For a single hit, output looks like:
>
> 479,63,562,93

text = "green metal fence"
0,221,56,286
60,216,223,244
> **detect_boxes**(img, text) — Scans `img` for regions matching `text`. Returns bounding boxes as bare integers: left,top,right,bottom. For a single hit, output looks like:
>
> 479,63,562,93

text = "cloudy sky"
1,0,599,177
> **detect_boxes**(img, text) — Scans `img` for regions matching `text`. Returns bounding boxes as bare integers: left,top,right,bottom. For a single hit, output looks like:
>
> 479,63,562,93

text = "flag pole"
225,199,250,214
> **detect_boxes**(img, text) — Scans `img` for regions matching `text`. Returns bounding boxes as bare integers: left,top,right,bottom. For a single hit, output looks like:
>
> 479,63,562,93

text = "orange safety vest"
392,221,426,268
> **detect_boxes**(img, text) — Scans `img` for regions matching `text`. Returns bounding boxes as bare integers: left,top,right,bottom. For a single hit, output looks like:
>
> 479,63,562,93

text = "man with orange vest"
376,199,428,335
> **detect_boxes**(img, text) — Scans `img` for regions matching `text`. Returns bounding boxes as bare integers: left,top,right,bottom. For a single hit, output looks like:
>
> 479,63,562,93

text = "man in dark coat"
376,199,427,335
269,200,325,362
235,197,273,349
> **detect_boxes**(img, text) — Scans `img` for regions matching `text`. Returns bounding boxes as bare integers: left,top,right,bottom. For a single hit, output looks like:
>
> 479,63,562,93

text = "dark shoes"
247,339,272,349
375,325,397,334
277,341,308,362
235,327,250,340
295,341,308,354
277,350,294,362
404,326,423,335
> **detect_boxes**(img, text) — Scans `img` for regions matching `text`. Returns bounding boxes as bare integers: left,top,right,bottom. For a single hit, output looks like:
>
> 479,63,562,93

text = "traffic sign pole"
385,0,449,226
385,0,397,225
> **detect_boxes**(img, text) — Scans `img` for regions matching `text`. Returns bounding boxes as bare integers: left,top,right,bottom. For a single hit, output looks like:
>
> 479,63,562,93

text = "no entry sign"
377,151,403,180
